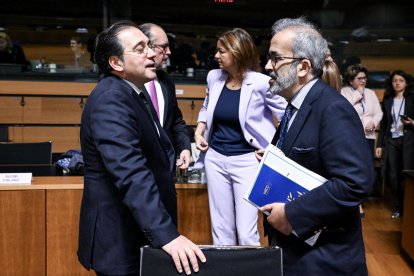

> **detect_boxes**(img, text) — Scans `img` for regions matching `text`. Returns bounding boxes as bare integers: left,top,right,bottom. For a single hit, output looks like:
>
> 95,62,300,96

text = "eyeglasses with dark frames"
267,53,307,67
123,44,155,55
151,43,170,52
355,77,367,81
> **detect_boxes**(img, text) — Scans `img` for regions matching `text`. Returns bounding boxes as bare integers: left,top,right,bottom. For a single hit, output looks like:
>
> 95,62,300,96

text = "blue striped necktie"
277,104,295,149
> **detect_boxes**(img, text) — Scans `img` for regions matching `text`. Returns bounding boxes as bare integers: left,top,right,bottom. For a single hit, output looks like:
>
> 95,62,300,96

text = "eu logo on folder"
244,144,327,211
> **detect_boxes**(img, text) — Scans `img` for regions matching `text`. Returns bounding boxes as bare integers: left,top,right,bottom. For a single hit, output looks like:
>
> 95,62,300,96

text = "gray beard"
269,67,297,96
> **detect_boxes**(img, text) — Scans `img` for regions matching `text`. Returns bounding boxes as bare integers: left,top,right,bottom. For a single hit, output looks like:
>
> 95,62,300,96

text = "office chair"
140,245,282,276
0,141,52,165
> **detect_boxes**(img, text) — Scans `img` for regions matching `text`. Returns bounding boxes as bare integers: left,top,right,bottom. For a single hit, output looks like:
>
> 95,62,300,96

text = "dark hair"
217,28,261,80
384,70,414,99
94,20,139,75
345,64,368,85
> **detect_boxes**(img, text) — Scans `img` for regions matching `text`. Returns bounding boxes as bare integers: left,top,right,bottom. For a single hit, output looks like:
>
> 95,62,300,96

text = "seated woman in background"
70,36,85,67
0,31,27,65
376,70,414,219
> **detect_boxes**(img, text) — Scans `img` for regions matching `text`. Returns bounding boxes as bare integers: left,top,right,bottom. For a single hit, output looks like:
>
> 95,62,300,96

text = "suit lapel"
135,91,175,172
239,75,253,130
282,103,311,153
281,79,324,154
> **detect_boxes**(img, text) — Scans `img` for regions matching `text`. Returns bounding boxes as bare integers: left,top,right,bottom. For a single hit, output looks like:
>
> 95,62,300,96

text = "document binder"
244,144,326,211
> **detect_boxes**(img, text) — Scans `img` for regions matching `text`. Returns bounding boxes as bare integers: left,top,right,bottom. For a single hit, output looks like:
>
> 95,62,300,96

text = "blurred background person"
194,28,286,246
322,59,342,91
139,23,191,172
341,64,382,216
70,36,85,67
341,64,383,158
0,31,27,65
376,70,414,219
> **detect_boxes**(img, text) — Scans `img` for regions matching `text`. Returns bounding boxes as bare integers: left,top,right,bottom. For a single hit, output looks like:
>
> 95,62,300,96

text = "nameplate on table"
176,89,184,95
0,173,32,185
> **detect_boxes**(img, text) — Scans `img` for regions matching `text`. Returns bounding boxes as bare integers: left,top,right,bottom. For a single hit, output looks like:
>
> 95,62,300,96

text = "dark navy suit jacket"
78,75,179,275
269,79,374,275
142,70,191,155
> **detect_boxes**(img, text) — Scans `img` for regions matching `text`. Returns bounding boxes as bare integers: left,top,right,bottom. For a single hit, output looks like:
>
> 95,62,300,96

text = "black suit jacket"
269,79,373,275
377,93,414,174
143,70,191,155
78,75,179,274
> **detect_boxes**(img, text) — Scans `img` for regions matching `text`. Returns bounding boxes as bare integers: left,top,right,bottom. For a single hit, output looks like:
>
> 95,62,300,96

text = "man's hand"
177,149,191,169
260,203,293,236
162,235,206,275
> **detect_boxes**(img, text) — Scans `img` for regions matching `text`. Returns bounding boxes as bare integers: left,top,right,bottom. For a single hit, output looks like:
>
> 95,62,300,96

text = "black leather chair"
140,245,282,276
0,125,8,142
0,141,52,165
0,141,58,176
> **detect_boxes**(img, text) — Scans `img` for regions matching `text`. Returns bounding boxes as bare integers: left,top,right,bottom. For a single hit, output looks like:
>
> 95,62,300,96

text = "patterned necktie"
277,104,295,149
149,80,160,120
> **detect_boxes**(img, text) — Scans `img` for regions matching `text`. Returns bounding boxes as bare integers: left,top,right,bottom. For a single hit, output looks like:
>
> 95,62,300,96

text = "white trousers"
204,148,260,245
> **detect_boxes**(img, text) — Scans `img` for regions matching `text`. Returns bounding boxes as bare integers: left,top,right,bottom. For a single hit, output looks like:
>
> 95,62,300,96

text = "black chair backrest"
0,141,52,165
0,125,8,142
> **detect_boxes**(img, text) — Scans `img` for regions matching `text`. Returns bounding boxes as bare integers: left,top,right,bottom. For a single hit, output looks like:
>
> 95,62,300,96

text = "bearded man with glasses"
261,17,373,275
78,20,205,276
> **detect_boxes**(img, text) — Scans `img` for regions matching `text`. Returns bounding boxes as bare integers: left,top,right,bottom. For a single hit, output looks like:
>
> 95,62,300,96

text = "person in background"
341,64,382,216
376,70,414,219
322,59,342,91
0,31,27,65
262,17,373,275
194,27,286,246
139,23,191,171
77,20,205,275
70,36,85,67
341,64,383,156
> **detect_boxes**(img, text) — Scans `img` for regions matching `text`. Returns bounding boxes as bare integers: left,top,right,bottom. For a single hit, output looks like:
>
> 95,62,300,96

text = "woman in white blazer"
194,28,286,245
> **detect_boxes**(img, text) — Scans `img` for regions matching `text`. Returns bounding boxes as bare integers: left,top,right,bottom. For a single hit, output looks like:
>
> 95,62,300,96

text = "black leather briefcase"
140,245,282,276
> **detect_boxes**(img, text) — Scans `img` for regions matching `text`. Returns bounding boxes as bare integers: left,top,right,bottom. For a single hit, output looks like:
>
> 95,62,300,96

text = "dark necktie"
277,104,295,149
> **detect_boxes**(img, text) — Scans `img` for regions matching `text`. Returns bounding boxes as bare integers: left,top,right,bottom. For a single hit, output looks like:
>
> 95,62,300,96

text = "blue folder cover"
248,164,309,206
244,145,327,246
244,145,326,209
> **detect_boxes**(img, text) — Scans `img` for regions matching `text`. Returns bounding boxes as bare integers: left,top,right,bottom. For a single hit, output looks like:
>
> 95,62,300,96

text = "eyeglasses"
151,43,169,52
267,53,306,67
355,77,367,81
123,44,155,55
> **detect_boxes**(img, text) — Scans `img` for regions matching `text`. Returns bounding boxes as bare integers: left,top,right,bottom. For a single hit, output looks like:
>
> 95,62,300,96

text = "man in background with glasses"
260,17,373,275
78,20,205,276
139,23,191,174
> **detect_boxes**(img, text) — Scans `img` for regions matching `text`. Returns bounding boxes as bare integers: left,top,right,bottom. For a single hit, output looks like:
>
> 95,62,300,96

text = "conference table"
0,176,213,276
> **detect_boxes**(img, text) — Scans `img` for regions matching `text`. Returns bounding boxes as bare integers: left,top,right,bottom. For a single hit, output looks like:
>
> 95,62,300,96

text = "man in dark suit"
139,23,191,170
78,20,205,276
260,17,374,275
